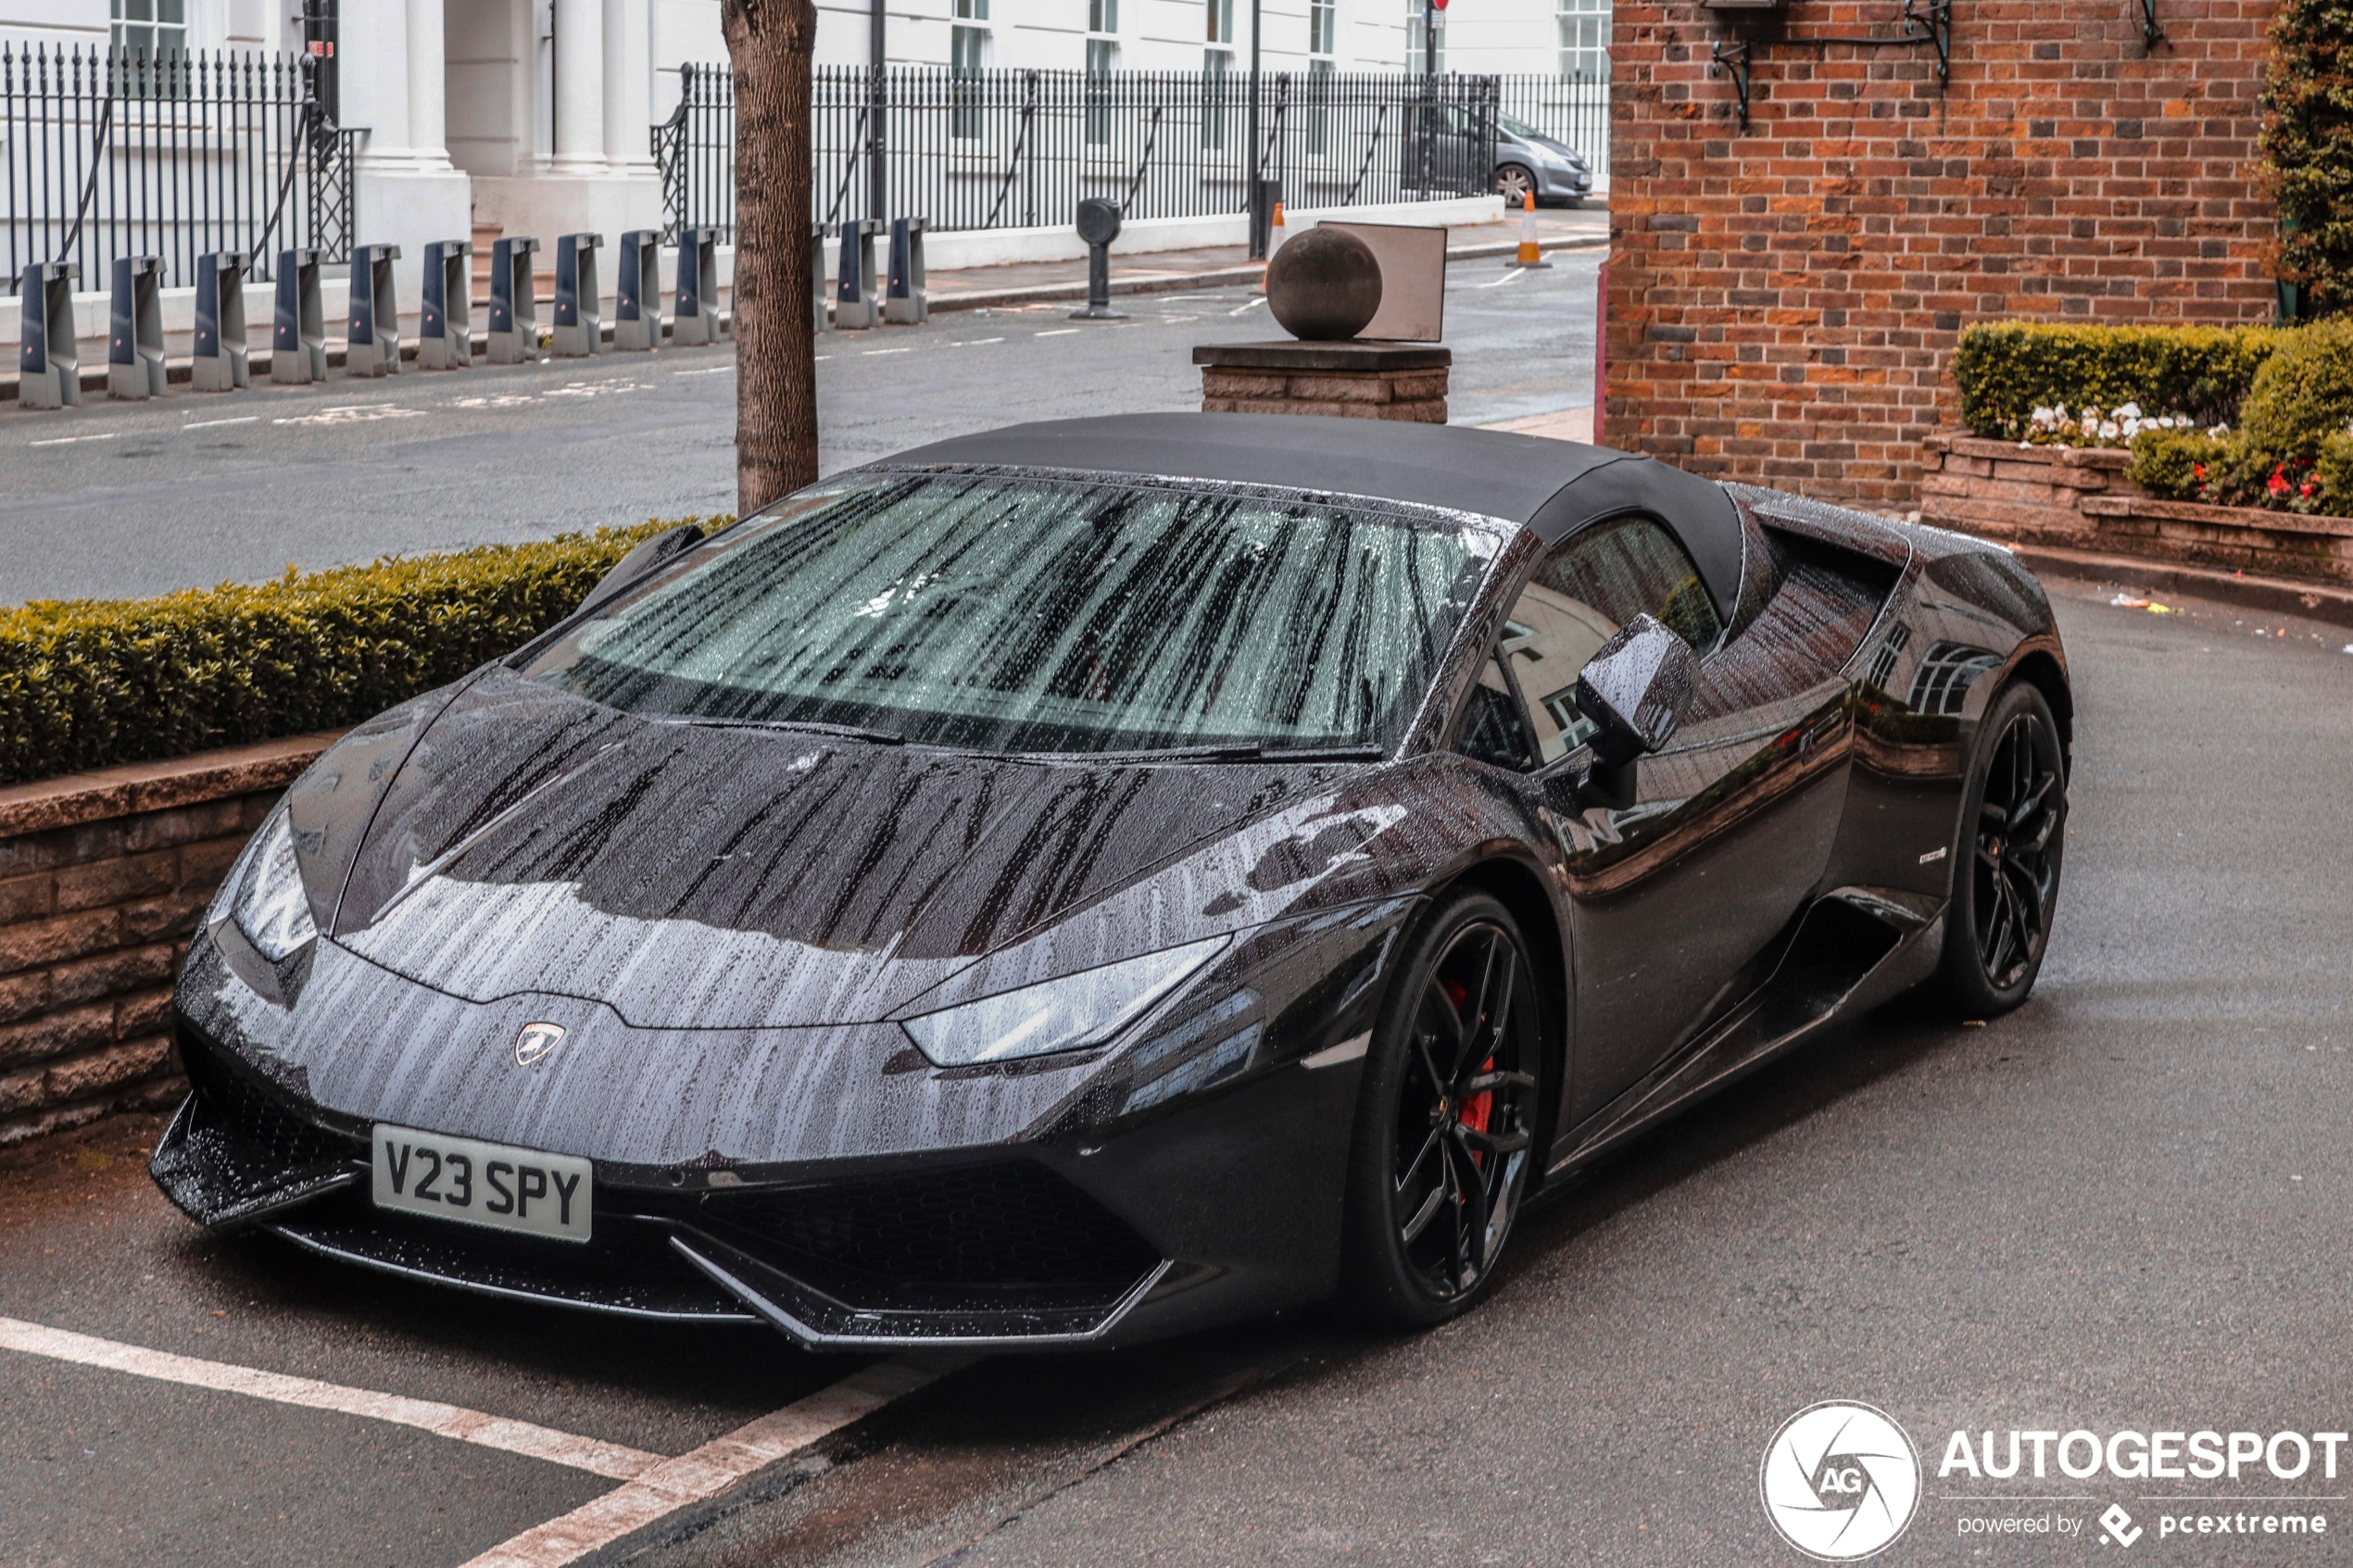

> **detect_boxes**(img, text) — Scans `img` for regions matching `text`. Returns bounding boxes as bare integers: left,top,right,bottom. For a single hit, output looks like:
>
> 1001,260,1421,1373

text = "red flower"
2301,483,2315,497
2194,463,2207,480
2269,465,2290,495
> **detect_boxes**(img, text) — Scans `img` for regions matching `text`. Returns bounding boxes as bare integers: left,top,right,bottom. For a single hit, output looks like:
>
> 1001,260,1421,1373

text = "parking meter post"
192,251,251,392
836,219,880,330
271,247,325,384
108,255,167,401
486,235,541,363
1069,199,1128,321
675,227,722,345
345,244,403,377
552,232,605,357
884,218,928,325
420,240,473,369
17,261,81,409
615,229,663,350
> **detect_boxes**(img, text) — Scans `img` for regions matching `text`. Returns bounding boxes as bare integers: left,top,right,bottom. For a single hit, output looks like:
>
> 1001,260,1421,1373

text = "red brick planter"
0,733,338,1147
1921,434,2353,590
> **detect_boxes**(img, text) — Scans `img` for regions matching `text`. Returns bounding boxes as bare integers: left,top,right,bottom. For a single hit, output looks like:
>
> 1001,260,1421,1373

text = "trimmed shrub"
2318,432,2353,508
2127,426,2231,500
2263,0,2353,316
2235,316,2353,469
1952,322,2283,441
0,521,702,787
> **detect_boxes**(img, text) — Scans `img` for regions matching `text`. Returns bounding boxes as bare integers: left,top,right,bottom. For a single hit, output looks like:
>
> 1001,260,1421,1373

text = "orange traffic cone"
1513,189,1552,269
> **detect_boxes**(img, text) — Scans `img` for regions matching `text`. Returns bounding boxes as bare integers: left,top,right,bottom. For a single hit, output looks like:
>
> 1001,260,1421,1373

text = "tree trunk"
723,0,821,515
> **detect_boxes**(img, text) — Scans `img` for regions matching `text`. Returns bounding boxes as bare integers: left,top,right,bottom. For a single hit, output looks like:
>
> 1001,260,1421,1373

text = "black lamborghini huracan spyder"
153,414,2070,1348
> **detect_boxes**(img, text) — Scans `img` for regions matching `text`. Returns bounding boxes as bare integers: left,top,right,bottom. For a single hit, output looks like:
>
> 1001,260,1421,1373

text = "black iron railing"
1495,74,1611,181
656,66,1506,241
2,43,356,295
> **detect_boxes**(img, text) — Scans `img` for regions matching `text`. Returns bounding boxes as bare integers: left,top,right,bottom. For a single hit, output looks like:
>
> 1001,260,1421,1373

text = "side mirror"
573,522,706,620
1570,612,1697,809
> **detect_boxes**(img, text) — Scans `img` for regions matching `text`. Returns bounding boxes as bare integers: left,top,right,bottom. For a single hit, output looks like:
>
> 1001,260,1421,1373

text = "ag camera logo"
1761,1401,1922,1561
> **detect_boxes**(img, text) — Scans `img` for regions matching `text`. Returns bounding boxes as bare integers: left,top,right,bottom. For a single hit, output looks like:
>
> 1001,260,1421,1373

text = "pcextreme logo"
1760,1401,1923,1561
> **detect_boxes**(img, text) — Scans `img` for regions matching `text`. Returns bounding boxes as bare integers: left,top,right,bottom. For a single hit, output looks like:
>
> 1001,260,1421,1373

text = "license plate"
371,1125,593,1243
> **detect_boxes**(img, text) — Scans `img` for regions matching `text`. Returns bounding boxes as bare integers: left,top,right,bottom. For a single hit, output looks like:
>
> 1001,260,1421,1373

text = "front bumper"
1539,164,1592,202
153,984,1366,1350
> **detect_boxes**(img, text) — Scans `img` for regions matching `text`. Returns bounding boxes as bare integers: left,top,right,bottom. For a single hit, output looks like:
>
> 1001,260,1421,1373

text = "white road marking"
0,1315,659,1480
952,337,1005,345
671,364,735,375
462,1355,966,1568
28,432,118,446
1034,328,1080,337
182,415,259,430
1477,268,1527,288
1227,297,1267,316
272,404,427,426
862,346,913,356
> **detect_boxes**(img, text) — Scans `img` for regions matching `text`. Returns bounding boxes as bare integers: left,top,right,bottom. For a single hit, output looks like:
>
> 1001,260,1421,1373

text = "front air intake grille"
179,1026,363,1171
698,1161,1159,1289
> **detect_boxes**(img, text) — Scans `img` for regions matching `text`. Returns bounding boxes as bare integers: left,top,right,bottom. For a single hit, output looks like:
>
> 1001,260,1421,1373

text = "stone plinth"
1195,341,1451,423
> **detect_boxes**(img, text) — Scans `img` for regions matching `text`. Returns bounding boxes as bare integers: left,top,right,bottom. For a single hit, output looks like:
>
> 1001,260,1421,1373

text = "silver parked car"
1492,113,1593,208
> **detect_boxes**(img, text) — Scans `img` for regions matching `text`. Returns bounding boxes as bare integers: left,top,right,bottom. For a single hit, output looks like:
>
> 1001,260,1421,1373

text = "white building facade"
3,0,1595,295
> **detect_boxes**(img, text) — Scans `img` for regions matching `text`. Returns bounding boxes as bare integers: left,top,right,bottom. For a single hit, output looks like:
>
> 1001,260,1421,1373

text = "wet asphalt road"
0,249,1599,608
2,572,2348,1568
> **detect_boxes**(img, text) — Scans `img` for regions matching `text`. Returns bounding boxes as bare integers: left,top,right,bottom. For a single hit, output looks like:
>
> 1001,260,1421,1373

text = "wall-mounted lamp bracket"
1709,39,1755,132
2138,0,2167,50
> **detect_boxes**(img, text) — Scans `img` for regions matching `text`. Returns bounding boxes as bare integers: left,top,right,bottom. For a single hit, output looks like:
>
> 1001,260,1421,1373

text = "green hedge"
2126,320,2353,513
1952,322,2284,441
2264,0,2353,316
0,520,699,787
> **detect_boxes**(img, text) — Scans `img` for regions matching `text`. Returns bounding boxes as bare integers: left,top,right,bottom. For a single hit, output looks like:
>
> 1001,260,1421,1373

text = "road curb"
2012,543,2353,631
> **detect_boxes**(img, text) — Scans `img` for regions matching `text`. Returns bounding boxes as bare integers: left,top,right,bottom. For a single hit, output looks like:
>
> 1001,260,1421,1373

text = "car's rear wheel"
1494,163,1537,206
1936,681,2067,1016
1341,891,1541,1328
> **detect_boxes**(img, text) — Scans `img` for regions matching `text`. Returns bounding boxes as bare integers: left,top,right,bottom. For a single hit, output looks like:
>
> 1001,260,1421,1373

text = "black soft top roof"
879,413,1745,617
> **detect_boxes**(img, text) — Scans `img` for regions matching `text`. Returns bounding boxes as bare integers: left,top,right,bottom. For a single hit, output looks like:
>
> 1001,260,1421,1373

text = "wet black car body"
153,414,2071,1350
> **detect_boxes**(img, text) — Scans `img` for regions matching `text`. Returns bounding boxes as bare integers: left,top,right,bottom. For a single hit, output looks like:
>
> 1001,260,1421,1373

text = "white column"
344,0,415,162
553,0,607,171
603,0,656,176
405,0,455,172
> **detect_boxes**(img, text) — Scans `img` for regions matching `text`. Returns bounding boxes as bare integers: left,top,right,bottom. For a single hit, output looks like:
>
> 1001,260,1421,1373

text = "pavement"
0,214,1604,608
4,571,2349,1567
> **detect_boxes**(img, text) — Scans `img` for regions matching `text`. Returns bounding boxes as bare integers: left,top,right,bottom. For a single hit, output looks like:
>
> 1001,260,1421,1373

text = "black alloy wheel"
1494,164,1537,206
1937,681,2067,1016
1343,890,1543,1327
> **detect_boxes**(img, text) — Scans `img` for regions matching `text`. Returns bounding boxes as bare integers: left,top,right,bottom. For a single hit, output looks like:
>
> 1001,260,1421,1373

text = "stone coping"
0,732,343,841
1192,340,1453,371
1923,432,2133,471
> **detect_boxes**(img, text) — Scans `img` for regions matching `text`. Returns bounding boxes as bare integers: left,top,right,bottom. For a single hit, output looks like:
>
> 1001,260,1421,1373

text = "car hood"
321,670,1350,1030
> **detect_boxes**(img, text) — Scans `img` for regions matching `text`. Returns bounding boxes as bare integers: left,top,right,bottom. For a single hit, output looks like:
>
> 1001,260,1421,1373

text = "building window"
951,0,990,139
1309,0,1337,56
1555,0,1609,82
111,0,187,56
1305,56,1333,155
1089,0,1119,32
1202,44,1231,150
1085,36,1118,145
1405,0,1443,73
1206,0,1236,45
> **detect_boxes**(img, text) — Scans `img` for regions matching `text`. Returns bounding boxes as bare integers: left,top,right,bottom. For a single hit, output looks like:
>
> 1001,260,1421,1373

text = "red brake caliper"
1441,981,1494,1143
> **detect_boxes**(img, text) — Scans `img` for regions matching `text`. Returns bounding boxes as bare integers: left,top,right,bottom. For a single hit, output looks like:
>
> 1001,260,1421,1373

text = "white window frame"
1554,0,1610,82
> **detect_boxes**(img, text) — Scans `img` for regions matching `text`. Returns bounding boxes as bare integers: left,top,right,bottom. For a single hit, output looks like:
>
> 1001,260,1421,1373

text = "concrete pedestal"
1194,340,1452,423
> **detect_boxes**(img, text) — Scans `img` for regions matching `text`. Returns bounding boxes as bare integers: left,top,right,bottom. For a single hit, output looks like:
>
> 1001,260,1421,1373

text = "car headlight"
902,936,1231,1068
211,806,318,962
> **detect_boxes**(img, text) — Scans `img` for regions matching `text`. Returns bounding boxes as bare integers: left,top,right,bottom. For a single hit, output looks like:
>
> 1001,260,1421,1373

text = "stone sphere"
1265,226,1384,342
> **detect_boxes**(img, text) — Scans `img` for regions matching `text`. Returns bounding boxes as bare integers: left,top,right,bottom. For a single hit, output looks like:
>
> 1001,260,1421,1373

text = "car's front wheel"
1494,163,1537,206
1936,680,2068,1016
1341,890,1542,1327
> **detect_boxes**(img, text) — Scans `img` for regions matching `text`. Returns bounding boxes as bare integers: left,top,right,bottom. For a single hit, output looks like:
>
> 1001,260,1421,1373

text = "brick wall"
0,734,335,1147
1606,0,2281,510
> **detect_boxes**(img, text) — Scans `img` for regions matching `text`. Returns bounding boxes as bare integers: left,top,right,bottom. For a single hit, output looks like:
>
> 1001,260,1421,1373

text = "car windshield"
521,470,1500,757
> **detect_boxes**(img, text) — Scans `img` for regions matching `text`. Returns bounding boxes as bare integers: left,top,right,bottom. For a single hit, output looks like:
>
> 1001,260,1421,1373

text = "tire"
1934,681,2068,1017
1494,163,1537,206
1340,890,1543,1328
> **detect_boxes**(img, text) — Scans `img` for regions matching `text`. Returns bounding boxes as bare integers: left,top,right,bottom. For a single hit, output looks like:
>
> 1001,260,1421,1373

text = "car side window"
1501,514,1724,765
1453,654,1539,771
